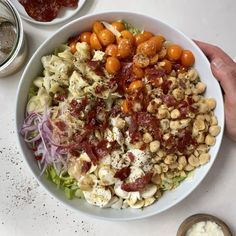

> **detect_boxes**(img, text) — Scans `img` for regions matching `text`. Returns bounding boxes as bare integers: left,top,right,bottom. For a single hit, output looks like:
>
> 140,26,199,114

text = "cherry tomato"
120,30,135,44
112,21,125,32
135,31,153,46
133,53,150,68
105,44,118,57
181,50,195,67
79,32,92,44
121,99,131,113
98,29,115,46
167,44,183,61
117,38,133,58
149,35,165,52
92,21,104,35
105,57,121,74
137,39,157,57
90,33,102,50
161,59,172,74
128,80,144,91
132,65,144,78
69,41,77,54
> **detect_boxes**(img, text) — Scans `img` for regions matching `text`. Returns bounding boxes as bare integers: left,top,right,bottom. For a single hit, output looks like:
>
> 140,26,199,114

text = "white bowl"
15,11,224,221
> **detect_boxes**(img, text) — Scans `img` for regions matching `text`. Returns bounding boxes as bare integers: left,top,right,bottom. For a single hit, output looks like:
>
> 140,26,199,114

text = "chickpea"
205,98,216,110
170,109,180,119
170,120,180,130
178,156,187,167
149,140,161,153
205,134,216,146
209,125,221,136
151,173,161,184
196,132,205,143
143,133,153,143
98,29,115,46
160,163,168,173
132,101,142,112
172,88,185,100
114,117,126,129
164,154,177,165
210,115,218,126
196,82,206,94
160,119,170,130
198,102,209,113
188,154,200,167
193,119,205,131
154,165,162,175
184,164,194,171
199,153,210,165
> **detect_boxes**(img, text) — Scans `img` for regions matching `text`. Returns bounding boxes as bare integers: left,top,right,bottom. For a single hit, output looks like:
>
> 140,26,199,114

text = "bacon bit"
145,67,166,83
121,172,153,192
137,112,160,131
114,167,131,181
161,79,172,94
140,143,147,151
54,91,68,101
68,35,80,44
81,142,99,164
87,60,104,76
128,152,135,162
69,148,81,157
110,105,122,117
70,96,89,117
81,161,92,174
179,80,186,89
55,120,66,132
161,94,177,107
35,156,42,160
95,84,107,94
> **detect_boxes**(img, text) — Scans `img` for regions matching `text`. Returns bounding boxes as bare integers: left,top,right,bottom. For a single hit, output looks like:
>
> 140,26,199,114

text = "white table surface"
0,0,236,235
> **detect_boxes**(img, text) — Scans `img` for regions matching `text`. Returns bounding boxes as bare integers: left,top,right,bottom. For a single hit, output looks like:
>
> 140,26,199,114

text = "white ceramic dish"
15,11,224,221
11,0,87,25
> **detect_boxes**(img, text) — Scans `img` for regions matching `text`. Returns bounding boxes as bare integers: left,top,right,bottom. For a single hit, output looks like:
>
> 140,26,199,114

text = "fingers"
194,40,236,96
194,40,234,64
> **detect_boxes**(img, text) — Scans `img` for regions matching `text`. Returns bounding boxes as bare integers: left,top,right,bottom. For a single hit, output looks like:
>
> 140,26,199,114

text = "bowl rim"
15,10,225,221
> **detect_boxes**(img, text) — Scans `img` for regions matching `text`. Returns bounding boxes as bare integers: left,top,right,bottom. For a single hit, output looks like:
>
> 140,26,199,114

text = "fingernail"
212,58,225,69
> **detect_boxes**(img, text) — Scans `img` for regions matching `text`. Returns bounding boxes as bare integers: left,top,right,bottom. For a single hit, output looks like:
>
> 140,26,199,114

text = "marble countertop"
0,0,235,235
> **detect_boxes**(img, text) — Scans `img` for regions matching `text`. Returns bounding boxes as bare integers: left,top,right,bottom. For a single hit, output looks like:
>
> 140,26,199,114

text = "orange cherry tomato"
161,59,172,74
167,44,183,61
121,99,131,113
79,32,92,44
98,29,115,46
149,35,165,52
105,57,121,74
136,39,157,57
133,53,150,68
90,33,102,50
120,30,135,44
181,50,195,67
105,44,118,57
117,38,133,58
135,31,153,46
111,21,125,32
132,65,144,78
92,21,104,35
128,80,144,91
69,41,77,54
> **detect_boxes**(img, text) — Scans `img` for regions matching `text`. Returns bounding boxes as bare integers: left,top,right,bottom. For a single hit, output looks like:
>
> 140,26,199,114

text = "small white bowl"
15,11,224,221
11,0,87,25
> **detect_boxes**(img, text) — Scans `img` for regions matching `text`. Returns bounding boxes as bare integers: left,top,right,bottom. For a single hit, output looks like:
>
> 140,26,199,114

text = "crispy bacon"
161,94,178,107
81,161,91,174
87,60,104,76
128,152,135,162
114,167,131,181
121,172,153,192
54,120,66,131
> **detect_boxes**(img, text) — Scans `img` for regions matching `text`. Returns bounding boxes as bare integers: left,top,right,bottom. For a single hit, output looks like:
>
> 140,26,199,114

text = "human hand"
195,40,236,142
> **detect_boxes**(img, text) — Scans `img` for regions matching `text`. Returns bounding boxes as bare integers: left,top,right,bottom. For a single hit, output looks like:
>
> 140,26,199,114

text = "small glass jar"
0,0,27,77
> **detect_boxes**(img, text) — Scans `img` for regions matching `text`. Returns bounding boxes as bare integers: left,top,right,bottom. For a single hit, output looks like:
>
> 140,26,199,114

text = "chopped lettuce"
120,20,141,35
45,166,83,200
28,85,38,100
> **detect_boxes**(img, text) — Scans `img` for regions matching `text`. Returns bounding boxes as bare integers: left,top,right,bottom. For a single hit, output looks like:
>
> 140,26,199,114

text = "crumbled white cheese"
186,221,224,236
92,50,105,61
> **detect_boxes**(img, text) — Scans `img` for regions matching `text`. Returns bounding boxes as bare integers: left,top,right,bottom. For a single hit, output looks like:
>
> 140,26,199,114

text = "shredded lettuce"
28,85,38,100
45,166,84,200
120,20,142,35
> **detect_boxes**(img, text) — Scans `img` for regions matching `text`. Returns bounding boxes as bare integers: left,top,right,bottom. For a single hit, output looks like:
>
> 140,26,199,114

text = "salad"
21,20,221,209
